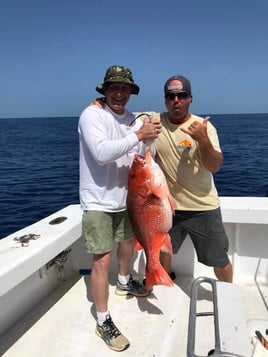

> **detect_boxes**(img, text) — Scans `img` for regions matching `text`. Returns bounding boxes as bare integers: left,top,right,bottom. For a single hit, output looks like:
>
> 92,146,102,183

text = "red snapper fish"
127,150,176,291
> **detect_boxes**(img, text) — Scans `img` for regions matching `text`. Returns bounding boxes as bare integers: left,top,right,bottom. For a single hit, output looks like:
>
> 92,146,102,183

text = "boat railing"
0,204,83,298
187,276,252,357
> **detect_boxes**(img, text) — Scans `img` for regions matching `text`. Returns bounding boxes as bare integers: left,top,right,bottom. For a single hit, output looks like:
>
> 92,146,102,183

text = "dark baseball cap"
164,74,191,93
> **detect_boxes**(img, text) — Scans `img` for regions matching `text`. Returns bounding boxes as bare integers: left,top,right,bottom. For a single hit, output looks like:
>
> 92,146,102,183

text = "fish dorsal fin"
168,194,177,214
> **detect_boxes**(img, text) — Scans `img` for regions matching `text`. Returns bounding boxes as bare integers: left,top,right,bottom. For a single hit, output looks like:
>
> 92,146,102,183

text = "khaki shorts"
82,210,134,254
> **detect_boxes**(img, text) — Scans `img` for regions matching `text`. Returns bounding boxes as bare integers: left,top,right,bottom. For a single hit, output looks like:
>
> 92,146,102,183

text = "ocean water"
0,113,268,239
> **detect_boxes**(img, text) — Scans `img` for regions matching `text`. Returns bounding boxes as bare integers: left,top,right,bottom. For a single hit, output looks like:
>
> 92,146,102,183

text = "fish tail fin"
145,234,174,290
145,263,173,291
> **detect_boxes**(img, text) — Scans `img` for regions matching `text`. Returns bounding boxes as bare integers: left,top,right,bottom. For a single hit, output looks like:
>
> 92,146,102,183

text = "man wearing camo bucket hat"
78,65,161,352
95,65,140,95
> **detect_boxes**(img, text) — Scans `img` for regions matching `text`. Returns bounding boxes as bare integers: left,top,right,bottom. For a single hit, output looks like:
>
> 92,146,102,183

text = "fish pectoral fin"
147,193,164,206
134,238,144,251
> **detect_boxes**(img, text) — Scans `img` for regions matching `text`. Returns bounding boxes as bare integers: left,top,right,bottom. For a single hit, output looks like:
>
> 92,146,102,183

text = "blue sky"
1,0,268,118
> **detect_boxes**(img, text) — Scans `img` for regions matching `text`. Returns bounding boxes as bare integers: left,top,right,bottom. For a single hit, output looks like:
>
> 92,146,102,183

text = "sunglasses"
165,92,190,100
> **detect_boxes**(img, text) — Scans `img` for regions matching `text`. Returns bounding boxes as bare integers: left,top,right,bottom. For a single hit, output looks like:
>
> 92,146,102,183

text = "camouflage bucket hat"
96,65,140,95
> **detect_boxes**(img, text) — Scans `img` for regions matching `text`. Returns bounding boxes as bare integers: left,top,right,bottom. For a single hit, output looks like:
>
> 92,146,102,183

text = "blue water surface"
0,117,79,238
0,113,268,239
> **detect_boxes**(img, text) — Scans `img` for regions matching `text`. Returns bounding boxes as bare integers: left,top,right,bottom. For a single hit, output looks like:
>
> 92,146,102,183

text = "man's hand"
180,116,210,143
89,97,105,108
181,116,223,173
135,121,162,142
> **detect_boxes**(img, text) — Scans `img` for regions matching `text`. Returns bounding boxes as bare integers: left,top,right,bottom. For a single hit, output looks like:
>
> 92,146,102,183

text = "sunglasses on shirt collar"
165,91,190,100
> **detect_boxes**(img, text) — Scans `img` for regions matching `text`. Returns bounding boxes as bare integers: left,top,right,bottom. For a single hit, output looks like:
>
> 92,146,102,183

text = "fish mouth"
136,154,145,159
134,154,146,165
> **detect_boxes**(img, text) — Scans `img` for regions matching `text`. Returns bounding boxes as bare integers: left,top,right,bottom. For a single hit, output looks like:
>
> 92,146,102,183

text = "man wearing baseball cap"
78,65,161,352
143,73,233,285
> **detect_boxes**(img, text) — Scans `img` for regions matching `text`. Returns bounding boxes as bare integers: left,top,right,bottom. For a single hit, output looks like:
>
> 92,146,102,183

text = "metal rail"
187,276,249,357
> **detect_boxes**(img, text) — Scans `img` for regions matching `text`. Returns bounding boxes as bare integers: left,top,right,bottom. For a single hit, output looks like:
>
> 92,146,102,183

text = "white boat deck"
1,199,268,356
1,274,189,357
1,271,268,357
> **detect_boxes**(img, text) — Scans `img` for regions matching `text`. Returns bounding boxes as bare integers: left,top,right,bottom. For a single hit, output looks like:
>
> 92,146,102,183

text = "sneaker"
115,275,150,297
95,315,130,352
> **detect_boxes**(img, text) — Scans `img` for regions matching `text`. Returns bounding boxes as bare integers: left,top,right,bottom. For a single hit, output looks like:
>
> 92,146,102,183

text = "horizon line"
1,112,268,120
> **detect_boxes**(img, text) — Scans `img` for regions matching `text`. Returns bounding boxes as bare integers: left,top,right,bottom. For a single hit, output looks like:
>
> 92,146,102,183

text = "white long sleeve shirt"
78,104,146,212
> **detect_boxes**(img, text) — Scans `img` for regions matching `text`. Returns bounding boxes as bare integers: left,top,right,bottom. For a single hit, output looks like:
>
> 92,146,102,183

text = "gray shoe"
95,315,130,352
115,275,150,297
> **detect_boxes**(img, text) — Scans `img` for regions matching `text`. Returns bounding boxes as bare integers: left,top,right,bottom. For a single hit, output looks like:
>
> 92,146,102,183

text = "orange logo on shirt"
177,139,192,149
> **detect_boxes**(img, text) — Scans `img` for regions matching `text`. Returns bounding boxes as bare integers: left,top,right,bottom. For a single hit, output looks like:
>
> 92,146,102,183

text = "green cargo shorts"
82,210,134,254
